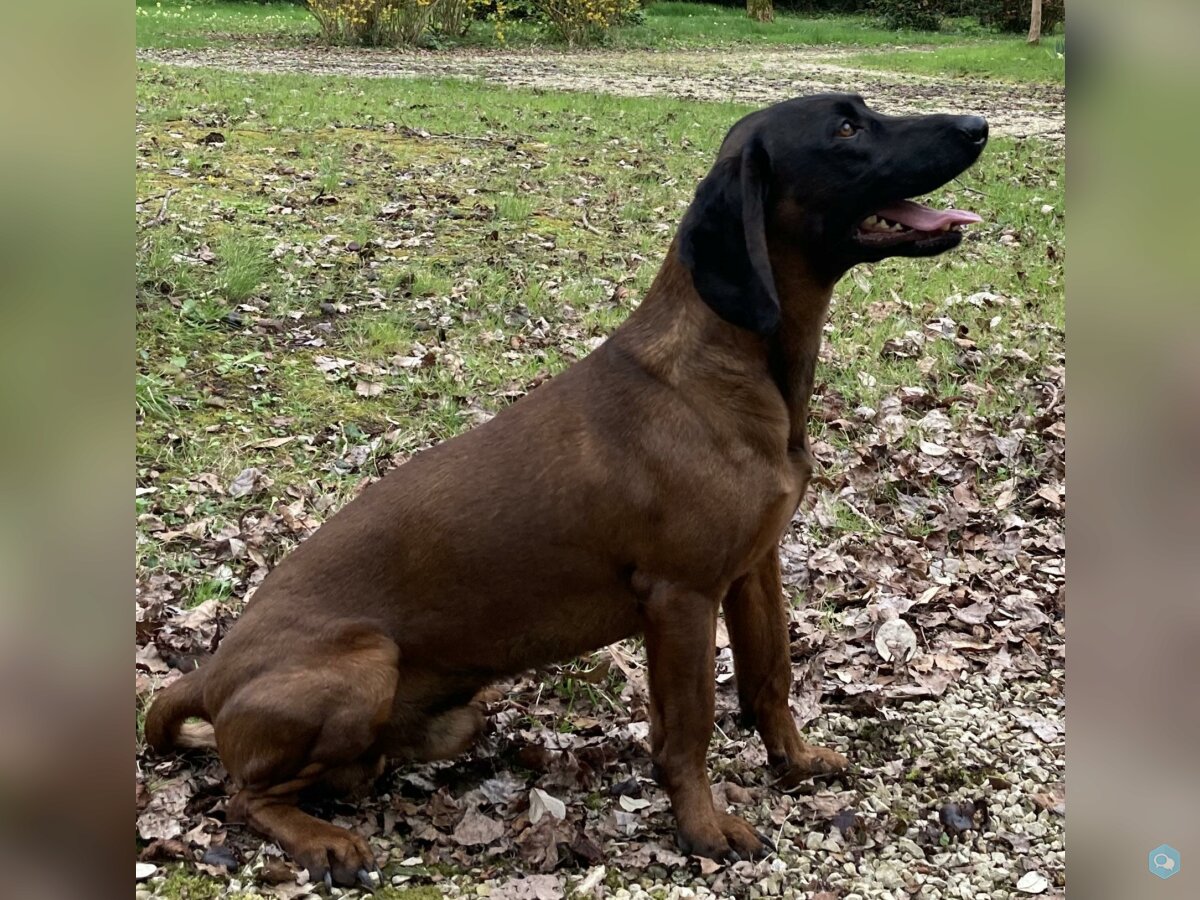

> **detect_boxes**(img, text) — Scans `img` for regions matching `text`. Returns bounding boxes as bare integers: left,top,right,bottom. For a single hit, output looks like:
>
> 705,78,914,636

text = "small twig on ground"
1015,127,1065,140
136,191,174,206
580,210,603,235
335,121,535,147
841,495,905,539
139,189,178,230
1034,378,1062,412
773,801,802,851
952,180,988,198
712,721,732,746
430,132,524,146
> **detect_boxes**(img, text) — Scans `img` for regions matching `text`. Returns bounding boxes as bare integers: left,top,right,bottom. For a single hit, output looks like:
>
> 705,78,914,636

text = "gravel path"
138,45,1064,141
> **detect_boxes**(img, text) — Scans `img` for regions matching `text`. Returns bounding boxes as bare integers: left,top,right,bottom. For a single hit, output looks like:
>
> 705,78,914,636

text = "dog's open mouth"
853,199,981,247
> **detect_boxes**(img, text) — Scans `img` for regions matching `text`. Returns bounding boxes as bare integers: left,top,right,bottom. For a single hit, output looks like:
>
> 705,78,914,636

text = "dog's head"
678,93,988,334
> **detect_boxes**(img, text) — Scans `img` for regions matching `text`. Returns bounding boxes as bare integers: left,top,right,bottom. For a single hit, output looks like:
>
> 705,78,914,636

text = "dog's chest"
643,445,807,587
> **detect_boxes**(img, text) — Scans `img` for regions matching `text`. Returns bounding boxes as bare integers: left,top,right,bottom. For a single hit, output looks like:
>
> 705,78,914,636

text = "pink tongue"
874,200,982,231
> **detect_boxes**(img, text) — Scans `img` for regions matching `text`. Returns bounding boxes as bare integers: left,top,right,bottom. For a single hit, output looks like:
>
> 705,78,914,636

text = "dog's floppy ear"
678,134,780,335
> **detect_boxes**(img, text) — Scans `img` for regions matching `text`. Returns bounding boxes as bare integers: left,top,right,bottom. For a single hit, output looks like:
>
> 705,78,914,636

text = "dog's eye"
836,120,859,138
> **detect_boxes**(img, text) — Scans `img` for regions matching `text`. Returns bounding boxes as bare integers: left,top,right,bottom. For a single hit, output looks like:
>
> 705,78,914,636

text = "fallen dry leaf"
1032,785,1066,816
452,807,505,846
529,787,567,824
137,776,193,842
228,466,269,498
874,617,918,663
1016,871,1049,894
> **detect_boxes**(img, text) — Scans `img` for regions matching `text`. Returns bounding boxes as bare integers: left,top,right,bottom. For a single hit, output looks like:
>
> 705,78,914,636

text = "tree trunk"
1027,0,1043,44
747,0,774,24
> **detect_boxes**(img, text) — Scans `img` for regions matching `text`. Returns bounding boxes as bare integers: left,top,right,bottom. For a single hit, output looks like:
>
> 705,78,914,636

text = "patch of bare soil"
138,46,1064,141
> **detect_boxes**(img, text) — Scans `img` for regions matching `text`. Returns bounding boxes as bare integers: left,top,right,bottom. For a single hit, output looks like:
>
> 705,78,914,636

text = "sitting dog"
146,93,986,887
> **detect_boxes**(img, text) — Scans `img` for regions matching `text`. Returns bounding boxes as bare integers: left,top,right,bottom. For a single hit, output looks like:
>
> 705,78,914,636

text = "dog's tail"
143,667,216,751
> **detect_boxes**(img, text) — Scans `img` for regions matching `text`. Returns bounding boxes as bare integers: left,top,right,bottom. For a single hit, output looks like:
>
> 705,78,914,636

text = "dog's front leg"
640,579,770,861
723,549,848,787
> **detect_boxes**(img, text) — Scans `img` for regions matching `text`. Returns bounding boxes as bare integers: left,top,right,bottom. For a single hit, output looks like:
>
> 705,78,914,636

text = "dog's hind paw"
772,745,849,789
295,826,378,890
355,868,380,893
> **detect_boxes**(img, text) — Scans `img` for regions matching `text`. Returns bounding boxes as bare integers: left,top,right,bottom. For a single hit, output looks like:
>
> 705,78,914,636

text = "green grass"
135,63,1063,595
148,865,443,900
155,867,224,900
215,231,272,302
494,193,535,223
135,1,1064,83
136,0,315,49
136,371,177,421
846,38,1066,83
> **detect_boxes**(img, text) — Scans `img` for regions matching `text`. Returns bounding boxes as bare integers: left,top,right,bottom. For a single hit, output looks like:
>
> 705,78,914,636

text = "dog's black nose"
958,116,989,146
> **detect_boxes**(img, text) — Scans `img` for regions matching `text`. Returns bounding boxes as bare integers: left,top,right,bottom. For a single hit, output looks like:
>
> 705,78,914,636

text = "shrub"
306,0,641,45
872,0,942,31
306,0,483,45
537,0,640,45
435,0,476,34
473,0,536,21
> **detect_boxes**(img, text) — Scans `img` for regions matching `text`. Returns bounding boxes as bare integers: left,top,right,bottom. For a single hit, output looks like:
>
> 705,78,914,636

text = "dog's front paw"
678,812,773,863
771,745,849,789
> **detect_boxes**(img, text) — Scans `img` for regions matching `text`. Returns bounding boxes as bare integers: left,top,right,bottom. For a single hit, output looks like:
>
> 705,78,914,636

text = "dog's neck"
615,245,834,450
766,252,836,449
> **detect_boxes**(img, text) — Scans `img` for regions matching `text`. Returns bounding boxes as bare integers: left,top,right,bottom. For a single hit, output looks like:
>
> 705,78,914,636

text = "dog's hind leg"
215,630,399,888
723,550,848,787
378,698,485,763
413,704,484,760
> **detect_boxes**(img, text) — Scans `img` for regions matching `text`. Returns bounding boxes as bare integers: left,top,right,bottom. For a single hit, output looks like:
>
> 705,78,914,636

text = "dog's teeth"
939,223,951,231
891,222,905,232
861,215,893,233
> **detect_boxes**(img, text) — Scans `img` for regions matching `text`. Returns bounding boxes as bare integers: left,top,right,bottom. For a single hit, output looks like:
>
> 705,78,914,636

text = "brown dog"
145,94,987,886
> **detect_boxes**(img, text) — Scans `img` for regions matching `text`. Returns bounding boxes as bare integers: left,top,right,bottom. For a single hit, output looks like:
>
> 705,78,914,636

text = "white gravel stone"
872,860,904,889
